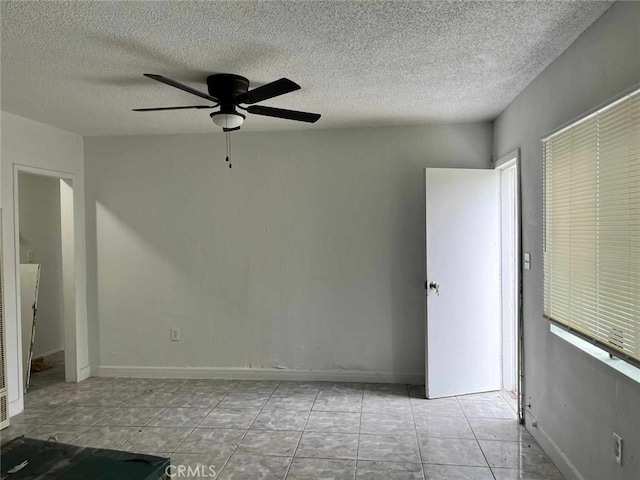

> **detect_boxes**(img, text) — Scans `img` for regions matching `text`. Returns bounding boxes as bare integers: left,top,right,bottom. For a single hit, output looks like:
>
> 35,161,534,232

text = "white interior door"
425,168,501,398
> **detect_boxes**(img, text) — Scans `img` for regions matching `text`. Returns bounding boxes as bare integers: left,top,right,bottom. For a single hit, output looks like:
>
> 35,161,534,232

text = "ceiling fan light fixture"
210,111,245,130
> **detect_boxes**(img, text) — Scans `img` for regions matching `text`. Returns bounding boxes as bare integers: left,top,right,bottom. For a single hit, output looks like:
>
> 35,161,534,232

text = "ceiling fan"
133,73,321,132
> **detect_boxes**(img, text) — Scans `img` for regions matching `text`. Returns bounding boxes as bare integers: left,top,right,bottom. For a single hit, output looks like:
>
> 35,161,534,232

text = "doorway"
495,151,522,421
15,170,76,393
424,157,522,416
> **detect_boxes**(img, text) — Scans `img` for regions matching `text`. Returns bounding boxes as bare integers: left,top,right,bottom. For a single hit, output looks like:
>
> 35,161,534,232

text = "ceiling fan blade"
235,78,300,105
132,105,216,112
144,74,219,103
246,105,321,123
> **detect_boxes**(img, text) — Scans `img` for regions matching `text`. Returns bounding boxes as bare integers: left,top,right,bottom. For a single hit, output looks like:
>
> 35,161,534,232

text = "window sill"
550,324,640,383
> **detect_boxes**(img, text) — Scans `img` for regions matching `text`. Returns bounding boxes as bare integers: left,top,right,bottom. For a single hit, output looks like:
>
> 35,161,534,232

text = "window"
543,87,640,366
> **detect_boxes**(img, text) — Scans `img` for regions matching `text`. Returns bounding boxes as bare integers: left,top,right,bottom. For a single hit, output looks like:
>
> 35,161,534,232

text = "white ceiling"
1,1,612,136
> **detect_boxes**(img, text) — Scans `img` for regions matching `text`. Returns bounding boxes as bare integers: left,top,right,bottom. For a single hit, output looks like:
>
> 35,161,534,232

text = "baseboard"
8,396,24,418
525,411,585,480
96,365,424,385
78,364,91,382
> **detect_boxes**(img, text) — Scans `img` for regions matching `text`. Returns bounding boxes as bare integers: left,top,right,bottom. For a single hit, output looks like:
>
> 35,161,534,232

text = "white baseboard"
525,411,585,480
78,364,91,382
8,396,24,418
96,365,424,385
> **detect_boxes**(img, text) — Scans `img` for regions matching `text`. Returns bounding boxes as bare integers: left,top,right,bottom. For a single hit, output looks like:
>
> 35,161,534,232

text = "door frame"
12,164,82,391
494,149,524,423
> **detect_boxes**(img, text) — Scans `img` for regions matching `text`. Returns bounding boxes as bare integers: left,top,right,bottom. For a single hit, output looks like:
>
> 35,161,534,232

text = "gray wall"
493,2,640,479
84,123,492,381
18,173,64,358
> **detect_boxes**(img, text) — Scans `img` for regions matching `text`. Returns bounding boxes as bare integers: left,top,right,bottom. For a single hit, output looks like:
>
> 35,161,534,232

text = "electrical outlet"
27,250,34,262
170,328,180,341
613,433,622,465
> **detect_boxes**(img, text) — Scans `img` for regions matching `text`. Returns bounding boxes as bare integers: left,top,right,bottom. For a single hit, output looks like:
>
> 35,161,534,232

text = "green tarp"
1,436,169,479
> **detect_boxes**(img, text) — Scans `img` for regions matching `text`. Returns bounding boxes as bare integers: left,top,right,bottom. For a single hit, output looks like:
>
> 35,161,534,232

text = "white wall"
1,111,89,416
493,2,640,479
18,173,64,358
84,123,492,382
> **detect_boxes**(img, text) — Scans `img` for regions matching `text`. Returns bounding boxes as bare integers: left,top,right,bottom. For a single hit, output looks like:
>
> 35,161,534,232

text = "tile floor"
1,378,565,479
26,349,66,391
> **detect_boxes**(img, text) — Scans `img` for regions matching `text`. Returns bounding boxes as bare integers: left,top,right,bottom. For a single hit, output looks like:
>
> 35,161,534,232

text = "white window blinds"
543,88,640,365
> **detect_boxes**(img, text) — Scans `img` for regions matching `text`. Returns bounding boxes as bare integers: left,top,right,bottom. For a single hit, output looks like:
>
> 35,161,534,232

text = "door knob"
429,282,440,296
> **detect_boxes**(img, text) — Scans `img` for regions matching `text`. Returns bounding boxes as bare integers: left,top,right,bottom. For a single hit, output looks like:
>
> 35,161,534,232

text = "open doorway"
495,150,522,421
424,161,522,407
16,172,75,393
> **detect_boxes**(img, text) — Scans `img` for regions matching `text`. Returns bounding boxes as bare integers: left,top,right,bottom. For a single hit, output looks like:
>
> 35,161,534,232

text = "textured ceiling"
1,1,612,136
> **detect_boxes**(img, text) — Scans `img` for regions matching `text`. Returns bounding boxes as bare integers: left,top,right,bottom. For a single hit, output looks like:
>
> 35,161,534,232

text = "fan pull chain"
225,131,232,168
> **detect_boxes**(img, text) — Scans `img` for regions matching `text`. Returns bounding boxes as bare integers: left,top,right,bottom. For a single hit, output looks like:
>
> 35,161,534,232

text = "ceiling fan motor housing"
206,74,250,102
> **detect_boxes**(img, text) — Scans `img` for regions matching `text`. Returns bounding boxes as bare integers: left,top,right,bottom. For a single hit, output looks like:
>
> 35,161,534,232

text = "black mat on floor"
0,436,169,479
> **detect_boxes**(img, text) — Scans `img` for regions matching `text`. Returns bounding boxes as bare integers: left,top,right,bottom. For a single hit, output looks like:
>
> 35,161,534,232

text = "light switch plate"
524,252,531,270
